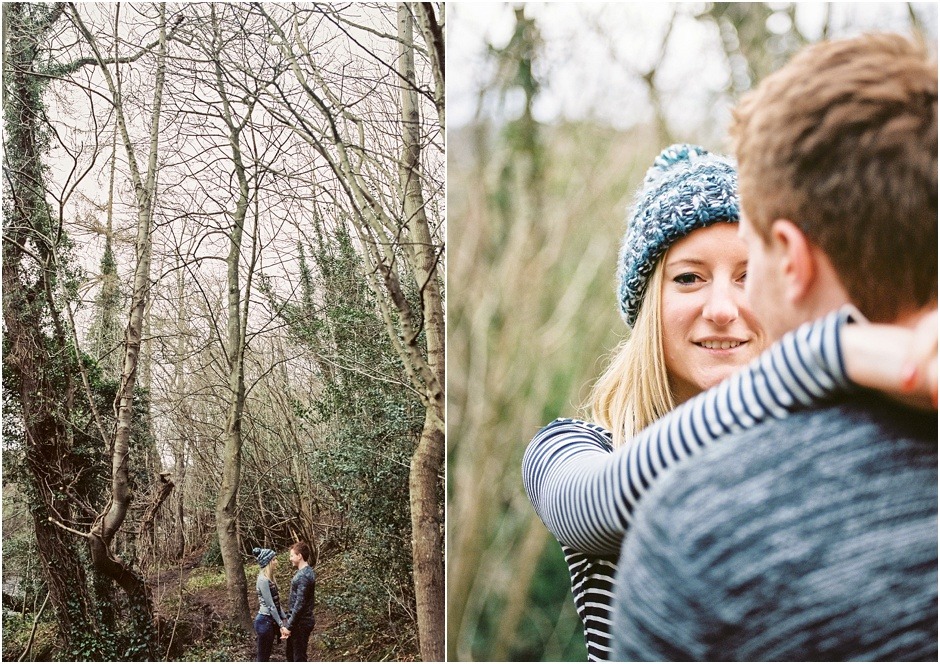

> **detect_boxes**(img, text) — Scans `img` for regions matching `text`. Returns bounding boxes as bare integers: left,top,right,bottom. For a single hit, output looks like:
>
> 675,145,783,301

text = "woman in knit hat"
603,143,761,444
253,547,286,662
522,144,936,661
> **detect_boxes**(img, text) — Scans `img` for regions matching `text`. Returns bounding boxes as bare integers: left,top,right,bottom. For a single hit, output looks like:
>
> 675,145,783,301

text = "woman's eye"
673,273,700,285
737,272,748,284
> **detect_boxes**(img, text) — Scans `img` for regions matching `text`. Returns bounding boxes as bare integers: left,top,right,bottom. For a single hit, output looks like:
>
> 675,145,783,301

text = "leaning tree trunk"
398,5,446,660
70,5,170,656
414,2,445,132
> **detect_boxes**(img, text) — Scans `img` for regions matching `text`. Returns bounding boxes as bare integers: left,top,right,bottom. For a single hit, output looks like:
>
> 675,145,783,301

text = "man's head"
289,541,311,568
731,32,937,338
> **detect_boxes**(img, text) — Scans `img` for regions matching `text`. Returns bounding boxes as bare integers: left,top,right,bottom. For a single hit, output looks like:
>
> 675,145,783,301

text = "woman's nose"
702,280,740,326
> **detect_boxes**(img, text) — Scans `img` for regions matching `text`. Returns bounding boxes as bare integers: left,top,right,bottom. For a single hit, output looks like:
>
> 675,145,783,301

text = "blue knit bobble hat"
617,144,740,327
253,547,276,568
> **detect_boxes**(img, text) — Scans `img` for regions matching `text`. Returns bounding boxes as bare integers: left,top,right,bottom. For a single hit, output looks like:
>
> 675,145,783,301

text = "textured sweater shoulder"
612,395,938,661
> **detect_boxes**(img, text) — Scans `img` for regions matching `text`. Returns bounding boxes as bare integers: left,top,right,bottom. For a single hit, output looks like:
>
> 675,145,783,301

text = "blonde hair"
589,260,675,448
261,557,277,583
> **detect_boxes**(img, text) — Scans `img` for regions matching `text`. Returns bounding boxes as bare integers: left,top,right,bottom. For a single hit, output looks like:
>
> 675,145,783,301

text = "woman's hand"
842,308,938,410
900,310,938,406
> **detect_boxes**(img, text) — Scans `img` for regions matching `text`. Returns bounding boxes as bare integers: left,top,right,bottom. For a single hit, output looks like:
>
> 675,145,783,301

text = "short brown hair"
290,541,311,563
731,33,937,322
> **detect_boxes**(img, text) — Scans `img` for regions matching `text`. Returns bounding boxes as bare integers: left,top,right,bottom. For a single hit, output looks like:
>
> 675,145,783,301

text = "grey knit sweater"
612,394,938,661
256,573,286,627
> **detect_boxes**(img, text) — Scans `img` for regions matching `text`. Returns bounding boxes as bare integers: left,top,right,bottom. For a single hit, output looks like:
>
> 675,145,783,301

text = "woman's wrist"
841,313,937,409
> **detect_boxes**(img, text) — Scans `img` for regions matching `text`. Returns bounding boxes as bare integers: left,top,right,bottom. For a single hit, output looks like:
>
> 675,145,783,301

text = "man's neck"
803,247,935,328
799,245,854,325
297,561,308,571
891,307,932,328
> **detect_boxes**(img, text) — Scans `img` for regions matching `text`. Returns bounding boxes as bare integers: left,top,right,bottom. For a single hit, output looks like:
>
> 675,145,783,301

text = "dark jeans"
254,613,278,662
284,616,315,662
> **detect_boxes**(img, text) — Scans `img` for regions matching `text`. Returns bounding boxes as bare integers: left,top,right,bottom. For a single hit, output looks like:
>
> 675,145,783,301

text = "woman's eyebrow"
665,257,749,270
665,258,707,268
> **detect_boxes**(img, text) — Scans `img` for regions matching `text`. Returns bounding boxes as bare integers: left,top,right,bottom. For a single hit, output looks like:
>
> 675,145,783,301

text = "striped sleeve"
522,307,857,556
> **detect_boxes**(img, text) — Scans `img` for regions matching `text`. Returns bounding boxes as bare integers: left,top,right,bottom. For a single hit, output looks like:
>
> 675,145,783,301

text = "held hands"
280,626,291,640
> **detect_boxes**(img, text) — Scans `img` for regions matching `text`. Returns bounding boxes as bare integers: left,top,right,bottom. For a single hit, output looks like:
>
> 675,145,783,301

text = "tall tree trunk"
171,268,189,561
398,5,445,660
211,4,253,631
215,210,252,633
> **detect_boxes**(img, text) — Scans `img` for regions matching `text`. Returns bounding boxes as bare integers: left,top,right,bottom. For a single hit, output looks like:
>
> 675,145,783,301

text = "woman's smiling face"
660,223,767,404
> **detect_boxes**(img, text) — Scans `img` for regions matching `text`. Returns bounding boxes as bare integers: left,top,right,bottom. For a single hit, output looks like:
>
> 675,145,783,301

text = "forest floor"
150,549,345,662
3,545,416,661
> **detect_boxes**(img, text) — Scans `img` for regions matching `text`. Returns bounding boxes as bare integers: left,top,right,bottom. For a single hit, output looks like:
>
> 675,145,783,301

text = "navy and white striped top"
522,308,855,661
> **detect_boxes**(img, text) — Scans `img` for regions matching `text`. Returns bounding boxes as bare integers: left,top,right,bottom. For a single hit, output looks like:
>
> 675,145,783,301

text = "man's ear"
769,219,815,305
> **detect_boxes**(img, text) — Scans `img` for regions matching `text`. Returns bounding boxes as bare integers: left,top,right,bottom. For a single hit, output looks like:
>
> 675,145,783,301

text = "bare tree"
65,3,170,650
199,3,262,631
397,4,445,659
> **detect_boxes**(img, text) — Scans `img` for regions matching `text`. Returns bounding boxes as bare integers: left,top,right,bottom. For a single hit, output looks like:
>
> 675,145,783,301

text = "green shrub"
201,536,223,567
2,610,58,662
186,567,227,592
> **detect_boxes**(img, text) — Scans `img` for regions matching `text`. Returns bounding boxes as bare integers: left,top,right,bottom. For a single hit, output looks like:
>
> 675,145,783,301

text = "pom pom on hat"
617,144,739,327
648,143,711,178
253,547,276,568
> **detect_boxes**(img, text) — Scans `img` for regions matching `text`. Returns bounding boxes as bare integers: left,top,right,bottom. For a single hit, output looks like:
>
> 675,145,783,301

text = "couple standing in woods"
252,542,317,662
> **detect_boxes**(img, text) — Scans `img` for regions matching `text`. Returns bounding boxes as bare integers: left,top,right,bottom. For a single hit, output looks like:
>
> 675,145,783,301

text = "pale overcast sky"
448,2,938,135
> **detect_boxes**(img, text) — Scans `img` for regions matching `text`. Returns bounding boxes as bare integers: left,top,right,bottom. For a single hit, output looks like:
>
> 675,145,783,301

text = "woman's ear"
769,219,815,305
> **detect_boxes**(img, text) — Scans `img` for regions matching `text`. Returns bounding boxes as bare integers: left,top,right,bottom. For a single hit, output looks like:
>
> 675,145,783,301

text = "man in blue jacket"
281,541,317,662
